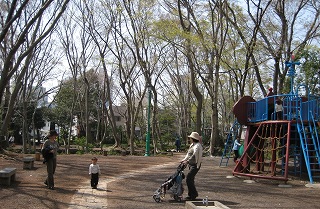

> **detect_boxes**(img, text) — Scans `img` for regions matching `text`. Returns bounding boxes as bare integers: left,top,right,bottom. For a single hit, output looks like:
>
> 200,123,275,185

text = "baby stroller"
153,163,187,202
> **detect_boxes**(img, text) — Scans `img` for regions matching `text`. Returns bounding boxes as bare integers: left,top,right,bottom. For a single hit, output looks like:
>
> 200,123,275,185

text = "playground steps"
219,121,241,167
297,111,320,184
219,133,234,167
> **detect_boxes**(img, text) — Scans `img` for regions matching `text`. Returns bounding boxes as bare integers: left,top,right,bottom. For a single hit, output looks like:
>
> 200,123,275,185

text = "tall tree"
83,0,120,148
296,47,320,95
106,0,163,154
0,0,70,151
176,0,203,135
252,0,320,94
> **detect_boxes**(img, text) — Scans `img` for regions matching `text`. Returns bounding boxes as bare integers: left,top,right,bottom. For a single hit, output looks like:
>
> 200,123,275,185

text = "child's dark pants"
91,173,99,188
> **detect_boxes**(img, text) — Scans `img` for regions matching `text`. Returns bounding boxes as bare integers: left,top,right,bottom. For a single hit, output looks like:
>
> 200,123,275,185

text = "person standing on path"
232,138,242,162
89,157,101,189
175,136,181,152
181,132,203,200
42,130,59,190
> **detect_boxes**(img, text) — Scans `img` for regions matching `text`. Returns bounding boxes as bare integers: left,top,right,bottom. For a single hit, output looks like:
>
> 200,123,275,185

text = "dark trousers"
176,145,180,152
91,173,99,188
268,105,274,120
186,164,200,199
276,111,283,120
234,150,239,162
46,158,56,188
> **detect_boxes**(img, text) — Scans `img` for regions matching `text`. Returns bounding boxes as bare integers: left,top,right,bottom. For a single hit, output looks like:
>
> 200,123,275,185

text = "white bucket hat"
188,132,201,141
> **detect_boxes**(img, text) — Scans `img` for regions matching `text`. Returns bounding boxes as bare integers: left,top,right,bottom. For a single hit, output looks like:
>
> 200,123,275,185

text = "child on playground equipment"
233,138,242,162
265,87,274,120
275,99,284,120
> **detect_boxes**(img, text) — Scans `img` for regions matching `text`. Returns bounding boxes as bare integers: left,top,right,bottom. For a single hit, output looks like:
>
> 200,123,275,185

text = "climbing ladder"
281,124,302,177
233,121,292,182
296,102,320,184
219,120,241,167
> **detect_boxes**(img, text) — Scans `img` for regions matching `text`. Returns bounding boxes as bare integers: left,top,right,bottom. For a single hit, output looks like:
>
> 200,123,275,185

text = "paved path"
68,162,177,209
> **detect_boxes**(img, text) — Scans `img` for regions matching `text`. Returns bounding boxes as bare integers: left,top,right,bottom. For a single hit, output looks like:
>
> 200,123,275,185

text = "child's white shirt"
89,164,101,175
275,104,283,112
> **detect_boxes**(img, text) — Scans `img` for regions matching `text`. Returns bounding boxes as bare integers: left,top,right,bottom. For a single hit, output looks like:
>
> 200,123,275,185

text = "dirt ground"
0,148,319,209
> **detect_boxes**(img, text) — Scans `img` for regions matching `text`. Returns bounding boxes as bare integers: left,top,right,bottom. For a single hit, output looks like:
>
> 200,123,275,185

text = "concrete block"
185,201,230,209
23,157,35,169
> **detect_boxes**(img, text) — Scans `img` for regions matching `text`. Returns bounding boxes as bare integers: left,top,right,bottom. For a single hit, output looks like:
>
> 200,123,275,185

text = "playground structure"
220,58,320,184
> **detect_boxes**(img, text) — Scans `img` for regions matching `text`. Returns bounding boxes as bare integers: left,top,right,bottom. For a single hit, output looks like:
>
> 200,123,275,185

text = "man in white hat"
181,132,203,200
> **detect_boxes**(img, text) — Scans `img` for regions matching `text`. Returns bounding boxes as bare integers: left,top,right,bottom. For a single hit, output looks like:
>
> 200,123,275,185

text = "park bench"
0,167,16,186
23,157,35,169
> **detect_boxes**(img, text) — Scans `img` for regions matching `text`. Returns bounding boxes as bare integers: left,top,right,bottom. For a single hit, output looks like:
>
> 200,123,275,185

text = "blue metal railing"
247,93,320,123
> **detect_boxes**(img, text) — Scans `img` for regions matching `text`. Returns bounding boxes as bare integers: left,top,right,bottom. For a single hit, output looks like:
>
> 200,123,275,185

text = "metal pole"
285,54,300,94
145,88,151,156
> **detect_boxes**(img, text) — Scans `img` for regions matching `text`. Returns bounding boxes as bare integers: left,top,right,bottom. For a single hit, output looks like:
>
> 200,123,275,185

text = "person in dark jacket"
175,136,181,152
42,130,59,190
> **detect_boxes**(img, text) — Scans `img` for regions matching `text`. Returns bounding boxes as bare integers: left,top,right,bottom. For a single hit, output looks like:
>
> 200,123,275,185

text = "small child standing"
232,138,242,163
89,157,101,189
275,99,284,120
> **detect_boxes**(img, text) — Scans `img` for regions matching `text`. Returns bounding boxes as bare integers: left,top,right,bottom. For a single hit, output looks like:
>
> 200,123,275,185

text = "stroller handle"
177,163,187,171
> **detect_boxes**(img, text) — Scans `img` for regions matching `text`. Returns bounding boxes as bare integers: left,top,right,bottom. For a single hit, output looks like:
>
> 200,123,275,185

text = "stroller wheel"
174,195,182,202
153,194,161,203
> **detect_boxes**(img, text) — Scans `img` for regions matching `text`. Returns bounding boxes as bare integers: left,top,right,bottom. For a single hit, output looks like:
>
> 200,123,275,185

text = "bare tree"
103,0,163,154
176,0,203,136
0,0,70,151
83,0,121,148
159,45,192,146
222,0,320,95
57,0,97,153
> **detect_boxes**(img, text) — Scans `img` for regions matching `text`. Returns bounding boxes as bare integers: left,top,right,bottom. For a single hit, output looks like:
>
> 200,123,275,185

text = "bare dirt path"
1,152,319,209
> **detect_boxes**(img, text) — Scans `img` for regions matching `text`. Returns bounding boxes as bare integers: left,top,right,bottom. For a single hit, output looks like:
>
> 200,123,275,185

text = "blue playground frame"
221,58,320,184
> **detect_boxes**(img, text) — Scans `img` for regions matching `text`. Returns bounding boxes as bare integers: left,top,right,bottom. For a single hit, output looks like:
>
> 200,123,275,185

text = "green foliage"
74,136,93,153
10,101,46,138
283,77,292,94
74,136,86,148
52,70,104,140
58,127,69,144
157,108,177,145
51,80,75,127
106,149,119,155
35,107,46,129
296,47,320,95
100,125,126,145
